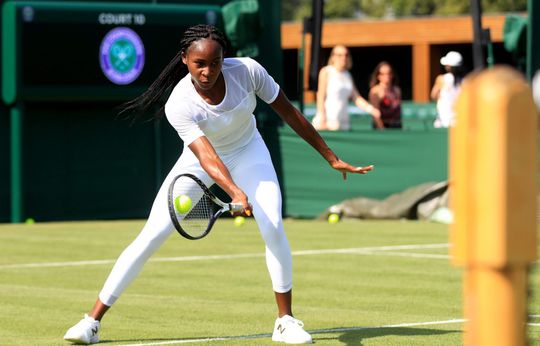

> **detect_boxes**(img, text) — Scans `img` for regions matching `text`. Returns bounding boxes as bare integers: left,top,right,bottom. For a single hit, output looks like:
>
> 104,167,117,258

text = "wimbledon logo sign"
99,27,145,85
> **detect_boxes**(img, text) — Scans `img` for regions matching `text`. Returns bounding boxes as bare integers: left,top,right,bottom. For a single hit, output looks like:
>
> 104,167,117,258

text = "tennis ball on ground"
234,216,246,227
174,195,192,213
328,213,340,224
25,218,35,225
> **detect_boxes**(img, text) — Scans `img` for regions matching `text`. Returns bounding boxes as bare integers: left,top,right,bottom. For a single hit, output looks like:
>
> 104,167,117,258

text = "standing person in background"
312,45,381,131
368,61,402,129
430,51,466,128
63,24,374,345
532,69,540,112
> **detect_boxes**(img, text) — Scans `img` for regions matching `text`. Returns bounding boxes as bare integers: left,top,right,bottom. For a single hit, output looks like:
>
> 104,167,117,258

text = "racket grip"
229,203,244,213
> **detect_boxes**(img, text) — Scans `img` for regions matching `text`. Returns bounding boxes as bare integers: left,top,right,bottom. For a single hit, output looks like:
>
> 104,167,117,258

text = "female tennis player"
64,24,373,344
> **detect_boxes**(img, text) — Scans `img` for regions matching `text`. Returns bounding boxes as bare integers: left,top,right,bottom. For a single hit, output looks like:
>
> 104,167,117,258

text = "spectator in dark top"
369,61,402,129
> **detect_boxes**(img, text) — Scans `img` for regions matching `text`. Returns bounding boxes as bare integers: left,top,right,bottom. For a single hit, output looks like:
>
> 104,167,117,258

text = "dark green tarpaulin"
279,124,448,218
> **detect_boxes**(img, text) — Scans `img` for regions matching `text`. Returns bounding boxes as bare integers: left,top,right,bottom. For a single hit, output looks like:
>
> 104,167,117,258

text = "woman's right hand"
188,137,253,217
230,190,253,216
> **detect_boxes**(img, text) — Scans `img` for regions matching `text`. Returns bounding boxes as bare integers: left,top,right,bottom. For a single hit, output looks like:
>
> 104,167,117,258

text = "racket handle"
229,203,245,213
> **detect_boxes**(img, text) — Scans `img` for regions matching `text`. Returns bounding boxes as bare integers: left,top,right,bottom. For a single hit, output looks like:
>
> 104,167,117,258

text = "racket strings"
182,194,214,237
173,178,214,238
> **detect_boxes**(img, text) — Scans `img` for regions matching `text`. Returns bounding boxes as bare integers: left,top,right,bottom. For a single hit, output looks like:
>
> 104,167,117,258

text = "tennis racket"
167,173,244,240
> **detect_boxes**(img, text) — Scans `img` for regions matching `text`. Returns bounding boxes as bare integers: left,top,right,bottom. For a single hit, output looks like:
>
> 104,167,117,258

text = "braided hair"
119,24,229,120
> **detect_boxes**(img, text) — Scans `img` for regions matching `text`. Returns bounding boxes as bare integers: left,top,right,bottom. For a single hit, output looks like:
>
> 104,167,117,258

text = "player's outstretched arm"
189,136,252,214
270,90,374,180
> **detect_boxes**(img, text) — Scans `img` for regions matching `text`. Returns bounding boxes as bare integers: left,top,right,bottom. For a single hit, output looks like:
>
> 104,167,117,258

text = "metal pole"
471,0,485,70
527,0,540,80
484,29,494,67
307,0,323,91
10,104,22,223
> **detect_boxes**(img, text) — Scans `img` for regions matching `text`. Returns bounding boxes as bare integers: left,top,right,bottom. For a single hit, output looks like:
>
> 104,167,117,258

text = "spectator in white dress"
312,45,381,131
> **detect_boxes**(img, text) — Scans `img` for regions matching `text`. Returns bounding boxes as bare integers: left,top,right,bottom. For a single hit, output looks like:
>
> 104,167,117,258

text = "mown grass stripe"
0,243,448,269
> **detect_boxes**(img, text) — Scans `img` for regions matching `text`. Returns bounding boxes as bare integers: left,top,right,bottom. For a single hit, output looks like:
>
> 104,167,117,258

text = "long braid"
119,24,229,121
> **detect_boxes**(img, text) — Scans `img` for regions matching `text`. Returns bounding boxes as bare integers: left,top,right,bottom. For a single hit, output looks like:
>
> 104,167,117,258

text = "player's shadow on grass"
315,326,460,345
92,327,460,345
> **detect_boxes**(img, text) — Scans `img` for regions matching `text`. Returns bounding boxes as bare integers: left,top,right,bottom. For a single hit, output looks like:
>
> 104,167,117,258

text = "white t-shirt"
165,57,280,153
435,72,461,128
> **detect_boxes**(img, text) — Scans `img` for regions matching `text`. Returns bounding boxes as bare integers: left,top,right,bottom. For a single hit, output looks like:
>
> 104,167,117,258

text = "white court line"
118,318,466,346
362,251,450,260
0,243,449,269
292,243,449,256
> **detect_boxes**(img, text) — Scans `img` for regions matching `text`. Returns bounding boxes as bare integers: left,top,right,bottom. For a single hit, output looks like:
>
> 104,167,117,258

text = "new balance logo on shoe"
64,314,100,345
276,324,286,334
272,315,312,344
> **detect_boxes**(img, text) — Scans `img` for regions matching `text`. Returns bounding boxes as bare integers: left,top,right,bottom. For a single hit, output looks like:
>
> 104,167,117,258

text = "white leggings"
98,136,292,306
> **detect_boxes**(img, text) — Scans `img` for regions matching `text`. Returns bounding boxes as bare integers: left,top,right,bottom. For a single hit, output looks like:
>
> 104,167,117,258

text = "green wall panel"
20,103,180,221
279,126,449,218
0,105,9,222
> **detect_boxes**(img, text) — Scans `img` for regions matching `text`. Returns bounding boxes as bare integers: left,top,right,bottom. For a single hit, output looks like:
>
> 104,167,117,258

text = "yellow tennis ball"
328,213,340,224
174,195,192,214
234,216,246,227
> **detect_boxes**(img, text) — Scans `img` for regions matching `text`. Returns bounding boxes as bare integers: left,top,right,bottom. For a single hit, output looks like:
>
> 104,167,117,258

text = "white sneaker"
272,315,313,344
64,314,100,344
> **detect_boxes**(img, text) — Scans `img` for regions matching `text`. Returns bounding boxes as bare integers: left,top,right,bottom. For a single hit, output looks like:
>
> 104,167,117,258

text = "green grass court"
1,219,539,345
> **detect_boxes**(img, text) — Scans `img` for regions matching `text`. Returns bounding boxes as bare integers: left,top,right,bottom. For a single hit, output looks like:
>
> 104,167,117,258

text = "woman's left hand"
330,159,374,180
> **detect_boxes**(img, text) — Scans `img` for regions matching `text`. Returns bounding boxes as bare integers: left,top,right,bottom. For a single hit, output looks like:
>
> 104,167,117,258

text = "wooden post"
302,33,315,103
450,66,537,345
412,43,430,102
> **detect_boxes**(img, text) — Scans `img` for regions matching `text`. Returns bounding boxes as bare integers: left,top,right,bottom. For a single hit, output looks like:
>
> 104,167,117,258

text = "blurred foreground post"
450,66,538,345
